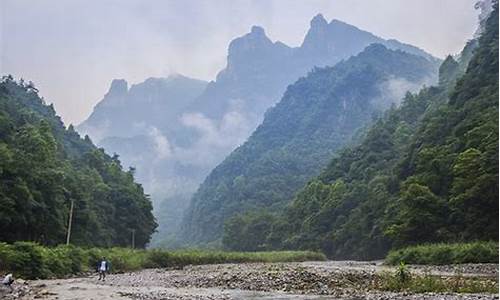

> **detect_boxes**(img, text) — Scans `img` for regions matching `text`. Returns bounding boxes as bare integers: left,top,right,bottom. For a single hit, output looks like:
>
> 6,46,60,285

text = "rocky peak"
310,13,328,28
300,14,331,54
250,25,266,37
226,25,290,72
228,25,272,53
106,79,128,97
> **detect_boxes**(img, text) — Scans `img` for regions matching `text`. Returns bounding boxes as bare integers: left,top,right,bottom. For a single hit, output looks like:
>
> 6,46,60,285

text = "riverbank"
3,261,498,299
0,242,325,279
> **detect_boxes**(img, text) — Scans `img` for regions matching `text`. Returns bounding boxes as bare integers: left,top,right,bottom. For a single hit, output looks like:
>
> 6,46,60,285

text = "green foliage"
263,5,499,259
9,242,47,279
222,210,277,251
0,241,324,279
0,77,157,247
377,270,498,294
395,261,410,283
183,44,438,247
385,242,499,265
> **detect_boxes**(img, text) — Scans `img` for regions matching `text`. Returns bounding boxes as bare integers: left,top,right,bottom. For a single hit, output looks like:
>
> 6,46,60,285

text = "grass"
145,249,325,268
0,242,325,279
385,241,498,265
374,263,498,294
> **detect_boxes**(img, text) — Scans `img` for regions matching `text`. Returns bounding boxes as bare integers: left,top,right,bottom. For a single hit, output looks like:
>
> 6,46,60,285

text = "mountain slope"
0,77,157,247
181,44,438,246
188,14,437,125
77,14,437,247
261,4,498,259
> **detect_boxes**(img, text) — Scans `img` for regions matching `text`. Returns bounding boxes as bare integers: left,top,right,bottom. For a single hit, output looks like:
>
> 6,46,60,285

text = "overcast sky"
1,0,479,125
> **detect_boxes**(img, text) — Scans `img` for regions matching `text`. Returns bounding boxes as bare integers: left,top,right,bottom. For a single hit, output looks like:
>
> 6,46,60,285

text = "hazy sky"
1,0,479,125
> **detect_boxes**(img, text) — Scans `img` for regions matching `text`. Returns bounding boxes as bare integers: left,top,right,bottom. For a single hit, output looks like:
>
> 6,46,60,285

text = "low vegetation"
375,261,498,294
0,242,325,279
385,242,499,265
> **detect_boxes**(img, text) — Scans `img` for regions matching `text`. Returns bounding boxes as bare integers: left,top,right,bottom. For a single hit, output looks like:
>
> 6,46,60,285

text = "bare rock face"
107,79,128,97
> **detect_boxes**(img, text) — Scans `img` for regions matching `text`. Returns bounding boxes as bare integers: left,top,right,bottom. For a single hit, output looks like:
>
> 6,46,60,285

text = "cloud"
375,75,436,109
148,126,172,160
1,0,480,125
77,119,111,143
177,109,253,167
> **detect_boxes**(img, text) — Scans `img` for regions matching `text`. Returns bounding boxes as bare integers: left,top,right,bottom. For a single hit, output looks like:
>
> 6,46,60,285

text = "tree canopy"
223,4,498,258
0,77,157,247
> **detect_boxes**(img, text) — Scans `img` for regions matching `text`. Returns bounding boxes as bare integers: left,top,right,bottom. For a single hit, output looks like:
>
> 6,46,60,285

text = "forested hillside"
77,14,436,248
255,5,498,259
181,44,438,247
0,77,157,247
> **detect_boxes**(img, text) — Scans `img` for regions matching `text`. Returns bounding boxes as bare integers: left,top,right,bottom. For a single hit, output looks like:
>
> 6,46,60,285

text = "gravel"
4,261,499,300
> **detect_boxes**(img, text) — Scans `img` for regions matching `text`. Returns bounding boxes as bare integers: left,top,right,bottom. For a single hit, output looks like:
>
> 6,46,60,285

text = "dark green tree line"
0,77,157,247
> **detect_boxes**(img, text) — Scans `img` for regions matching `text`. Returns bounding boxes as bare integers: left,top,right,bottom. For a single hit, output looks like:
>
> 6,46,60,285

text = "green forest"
181,43,438,246
0,77,157,247
0,4,498,300
0,3,497,266
222,5,498,258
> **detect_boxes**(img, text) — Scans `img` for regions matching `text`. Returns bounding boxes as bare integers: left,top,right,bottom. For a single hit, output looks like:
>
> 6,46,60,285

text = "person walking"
97,257,110,281
2,273,14,292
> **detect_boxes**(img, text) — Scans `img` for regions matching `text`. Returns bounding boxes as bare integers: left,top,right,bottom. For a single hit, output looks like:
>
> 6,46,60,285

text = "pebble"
3,261,498,299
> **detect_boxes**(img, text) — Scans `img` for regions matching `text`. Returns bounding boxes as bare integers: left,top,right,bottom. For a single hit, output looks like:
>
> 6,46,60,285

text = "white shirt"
100,261,107,271
2,274,13,284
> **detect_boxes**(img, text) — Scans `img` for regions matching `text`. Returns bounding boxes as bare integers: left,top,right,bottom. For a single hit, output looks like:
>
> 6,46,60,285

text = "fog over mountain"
78,15,438,245
181,43,439,246
1,0,479,126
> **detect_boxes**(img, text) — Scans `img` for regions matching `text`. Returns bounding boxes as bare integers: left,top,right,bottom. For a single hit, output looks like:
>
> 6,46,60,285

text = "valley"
0,2,498,300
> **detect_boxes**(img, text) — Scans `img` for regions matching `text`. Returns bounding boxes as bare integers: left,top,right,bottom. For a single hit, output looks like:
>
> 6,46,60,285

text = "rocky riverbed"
2,261,498,300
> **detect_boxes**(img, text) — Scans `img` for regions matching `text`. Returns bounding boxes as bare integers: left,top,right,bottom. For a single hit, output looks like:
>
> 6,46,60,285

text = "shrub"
378,271,498,294
0,243,15,272
10,242,47,279
145,250,171,268
0,242,325,279
386,242,498,265
42,246,72,277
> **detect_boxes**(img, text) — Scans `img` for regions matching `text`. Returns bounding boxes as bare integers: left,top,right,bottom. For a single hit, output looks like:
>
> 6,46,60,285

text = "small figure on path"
97,257,110,281
2,273,14,292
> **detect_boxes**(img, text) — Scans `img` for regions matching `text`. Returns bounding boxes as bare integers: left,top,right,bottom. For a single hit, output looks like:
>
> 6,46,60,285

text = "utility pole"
66,199,74,245
131,229,135,249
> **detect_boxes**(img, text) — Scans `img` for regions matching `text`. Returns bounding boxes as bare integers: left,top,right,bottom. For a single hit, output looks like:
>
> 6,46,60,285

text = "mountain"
77,14,437,247
78,75,208,143
245,4,498,259
180,44,439,247
77,75,208,244
187,14,437,124
0,77,157,247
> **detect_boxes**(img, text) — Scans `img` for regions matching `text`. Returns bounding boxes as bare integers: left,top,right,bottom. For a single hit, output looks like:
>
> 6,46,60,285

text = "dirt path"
4,261,499,300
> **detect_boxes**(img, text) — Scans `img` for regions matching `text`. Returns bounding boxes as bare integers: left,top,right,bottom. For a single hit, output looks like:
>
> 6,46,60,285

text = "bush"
377,270,498,294
0,242,325,279
103,248,145,272
386,241,498,265
145,250,171,268
0,243,16,272
10,242,47,279
42,246,73,277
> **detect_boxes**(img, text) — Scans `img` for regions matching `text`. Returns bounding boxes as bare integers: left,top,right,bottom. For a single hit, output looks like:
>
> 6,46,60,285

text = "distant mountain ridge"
77,14,438,247
78,74,208,143
188,14,437,122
